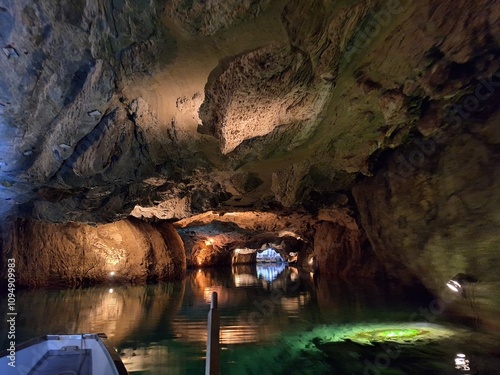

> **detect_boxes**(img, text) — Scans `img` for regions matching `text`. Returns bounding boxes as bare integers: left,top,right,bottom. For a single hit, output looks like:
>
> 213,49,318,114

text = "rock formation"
1,219,185,286
353,116,500,327
0,0,499,327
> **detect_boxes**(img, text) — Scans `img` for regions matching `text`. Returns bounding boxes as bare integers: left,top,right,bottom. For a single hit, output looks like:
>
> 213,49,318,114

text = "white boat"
0,333,128,375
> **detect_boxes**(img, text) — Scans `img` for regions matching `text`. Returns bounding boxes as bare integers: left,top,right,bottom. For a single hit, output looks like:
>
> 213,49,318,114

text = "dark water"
1,265,499,374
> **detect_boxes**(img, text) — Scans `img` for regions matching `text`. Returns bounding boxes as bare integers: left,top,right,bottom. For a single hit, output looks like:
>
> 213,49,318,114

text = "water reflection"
169,265,314,347
256,263,286,282
0,266,397,350
232,263,287,286
1,267,499,374
0,283,185,348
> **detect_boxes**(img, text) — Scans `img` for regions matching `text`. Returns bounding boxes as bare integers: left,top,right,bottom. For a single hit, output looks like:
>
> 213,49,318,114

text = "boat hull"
0,333,128,375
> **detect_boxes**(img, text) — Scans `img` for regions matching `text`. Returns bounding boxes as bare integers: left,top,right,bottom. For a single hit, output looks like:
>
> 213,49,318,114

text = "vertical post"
205,291,220,375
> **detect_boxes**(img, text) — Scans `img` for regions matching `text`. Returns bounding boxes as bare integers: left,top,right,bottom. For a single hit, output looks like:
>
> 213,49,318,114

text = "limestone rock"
164,0,271,36
353,117,500,326
0,0,498,224
199,42,329,154
313,221,384,278
271,162,309,208
230,172,264,194
0,218,186,286
0,0,498,329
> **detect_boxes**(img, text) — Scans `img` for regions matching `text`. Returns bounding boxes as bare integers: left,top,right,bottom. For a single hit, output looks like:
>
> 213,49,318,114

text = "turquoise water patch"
303,322,458,345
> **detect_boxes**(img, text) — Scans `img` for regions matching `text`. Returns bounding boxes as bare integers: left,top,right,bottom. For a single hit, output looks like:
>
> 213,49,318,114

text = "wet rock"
353,117,500,327
313,218,385,278
0,218,186,286
0,0,498,332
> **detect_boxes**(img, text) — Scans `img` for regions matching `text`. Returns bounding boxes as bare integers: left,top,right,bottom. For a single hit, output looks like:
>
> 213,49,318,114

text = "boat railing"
205,291,220,375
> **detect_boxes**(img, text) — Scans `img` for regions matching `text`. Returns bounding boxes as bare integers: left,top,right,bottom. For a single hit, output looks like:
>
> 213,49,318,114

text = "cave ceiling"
0,0,499,234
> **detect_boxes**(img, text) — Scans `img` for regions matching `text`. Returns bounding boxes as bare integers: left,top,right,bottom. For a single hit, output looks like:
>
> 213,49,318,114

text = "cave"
0,0,499,374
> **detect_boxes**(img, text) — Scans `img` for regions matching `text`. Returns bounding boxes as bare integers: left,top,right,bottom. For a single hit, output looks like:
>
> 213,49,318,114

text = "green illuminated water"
1,266,499,374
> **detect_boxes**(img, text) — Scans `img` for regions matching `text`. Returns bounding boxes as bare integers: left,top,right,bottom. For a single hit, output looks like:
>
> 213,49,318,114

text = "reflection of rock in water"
232,263,289,286
231,264,310,291
256,263,286,282
168,267,315,345
313,272,435,322
1,283,185,347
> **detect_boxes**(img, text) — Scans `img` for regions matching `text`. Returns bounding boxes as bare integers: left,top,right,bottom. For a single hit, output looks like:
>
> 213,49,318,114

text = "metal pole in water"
205,291,220,375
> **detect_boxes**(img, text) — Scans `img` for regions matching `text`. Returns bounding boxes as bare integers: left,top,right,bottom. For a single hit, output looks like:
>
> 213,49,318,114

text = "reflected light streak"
172,318,260,345
280,293,311,314
203,286,224,304
220,325,259,344
234,273,259,287
120,346,170,372
256,263,286,282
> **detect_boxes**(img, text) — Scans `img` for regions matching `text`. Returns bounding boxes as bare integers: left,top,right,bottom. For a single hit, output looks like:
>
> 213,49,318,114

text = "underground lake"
1,265,499,375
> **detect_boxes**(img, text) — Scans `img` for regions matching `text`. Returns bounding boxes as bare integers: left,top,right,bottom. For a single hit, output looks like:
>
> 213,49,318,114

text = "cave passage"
1,0,499,373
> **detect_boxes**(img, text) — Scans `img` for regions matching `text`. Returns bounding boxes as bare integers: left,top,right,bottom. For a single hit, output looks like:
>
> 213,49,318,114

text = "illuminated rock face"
232,251,257,265
0,219,186,286
2,0,498,223
0,0,498,329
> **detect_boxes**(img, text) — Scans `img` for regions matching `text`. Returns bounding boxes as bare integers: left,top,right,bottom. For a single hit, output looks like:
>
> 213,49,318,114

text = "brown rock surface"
353,116,500,326
164,0,272,36
0,218,186,286
0,0,498,222
313,221,384,278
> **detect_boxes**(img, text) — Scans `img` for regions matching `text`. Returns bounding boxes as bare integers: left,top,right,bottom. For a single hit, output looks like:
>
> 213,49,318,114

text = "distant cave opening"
231,245,297,266
256,248,285,263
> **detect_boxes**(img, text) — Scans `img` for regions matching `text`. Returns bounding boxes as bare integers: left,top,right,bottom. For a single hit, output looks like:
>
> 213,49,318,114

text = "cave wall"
308,208,387,278
232,252,257,265
353,114,500,327
0,218,186,286
0,0,498,335
313,221,385,278
0,0,173,219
